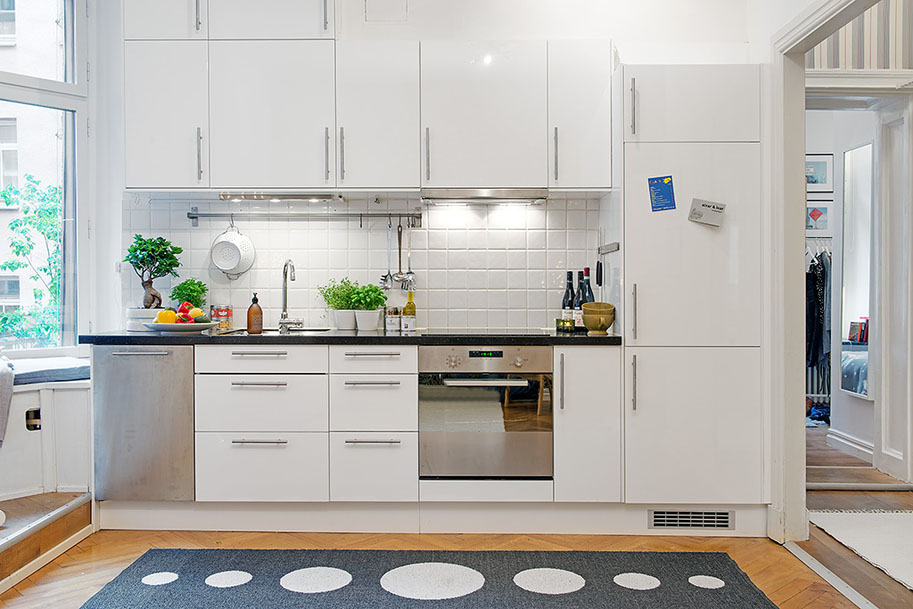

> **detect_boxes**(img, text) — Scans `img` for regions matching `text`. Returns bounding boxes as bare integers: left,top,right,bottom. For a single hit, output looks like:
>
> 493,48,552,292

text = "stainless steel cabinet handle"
344,381,401,386
344,439,402,445
424,127,430,181
339,126,345,181
111,351,170,356
230,350,289,357
323,0,328,30
196,127,203,181
632,283,638,340
231,439,288,445
559,352,566,410
324,127,330,181
195,0,201,31
344,352,401,357
443,379,529,388
230,381,288,387
630,77,636,135
553,126,559,181
632,354,638,411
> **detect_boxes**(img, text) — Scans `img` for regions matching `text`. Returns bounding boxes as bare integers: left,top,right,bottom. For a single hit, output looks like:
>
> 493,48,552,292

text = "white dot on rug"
380,562,485,600
280,567,352,594
513,568,585,595
141,572,178,586
204,570,253,588
689,575,726,589
613,572,661,590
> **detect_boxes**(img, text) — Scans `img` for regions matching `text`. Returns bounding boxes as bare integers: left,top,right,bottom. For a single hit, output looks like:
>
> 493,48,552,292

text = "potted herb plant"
170,278,208,310
352,284,387,331
317,277,359,330
123,234,182,331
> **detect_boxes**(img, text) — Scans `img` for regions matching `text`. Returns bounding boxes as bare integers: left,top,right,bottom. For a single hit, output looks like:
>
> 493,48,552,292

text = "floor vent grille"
649,510,735,530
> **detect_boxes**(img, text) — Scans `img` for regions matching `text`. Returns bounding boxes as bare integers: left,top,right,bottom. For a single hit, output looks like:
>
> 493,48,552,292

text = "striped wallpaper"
806,0,913,69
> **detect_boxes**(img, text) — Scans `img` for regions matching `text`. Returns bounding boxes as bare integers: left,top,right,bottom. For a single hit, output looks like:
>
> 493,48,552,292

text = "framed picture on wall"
806,202,832,235
806,153,834,192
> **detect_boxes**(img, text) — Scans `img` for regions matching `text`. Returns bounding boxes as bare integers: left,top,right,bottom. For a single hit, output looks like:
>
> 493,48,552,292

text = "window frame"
0,116,18,193
0,0,88,98
0,0,15,47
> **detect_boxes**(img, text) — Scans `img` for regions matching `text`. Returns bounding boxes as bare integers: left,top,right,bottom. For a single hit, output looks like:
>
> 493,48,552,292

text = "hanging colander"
210,221,255,280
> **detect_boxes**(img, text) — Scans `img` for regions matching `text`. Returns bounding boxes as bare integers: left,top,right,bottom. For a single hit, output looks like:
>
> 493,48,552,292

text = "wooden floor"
0,530,856,608
0,493,83,543
806,426,907,485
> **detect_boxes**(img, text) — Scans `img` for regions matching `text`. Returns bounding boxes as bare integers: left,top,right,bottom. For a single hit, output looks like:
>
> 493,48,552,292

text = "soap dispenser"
247,292,263,335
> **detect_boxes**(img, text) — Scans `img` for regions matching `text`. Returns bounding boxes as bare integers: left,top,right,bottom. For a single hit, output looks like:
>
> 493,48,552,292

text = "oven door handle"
441,379,530,388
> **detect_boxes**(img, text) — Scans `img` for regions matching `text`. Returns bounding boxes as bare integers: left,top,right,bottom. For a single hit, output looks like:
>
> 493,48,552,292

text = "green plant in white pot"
318,278,359,330
352,284,387,331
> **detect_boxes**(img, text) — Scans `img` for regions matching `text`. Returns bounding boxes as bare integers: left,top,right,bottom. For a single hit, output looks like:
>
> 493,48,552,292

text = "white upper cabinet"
548,40,613,189
623,65,760,143
553,346,623,502
124,0,208,39
624,142,761,347
624,347,762,505
420,40,547,188
209,40,336,189
336,40,420,189
124,41,209,188
209,0,334,39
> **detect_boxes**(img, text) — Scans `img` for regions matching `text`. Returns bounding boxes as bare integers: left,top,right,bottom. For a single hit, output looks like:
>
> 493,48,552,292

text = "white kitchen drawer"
329,432,418,502
195,345,328,373
329,375,417,432
195,432,328,502
329,345,417,374
195,374,328,432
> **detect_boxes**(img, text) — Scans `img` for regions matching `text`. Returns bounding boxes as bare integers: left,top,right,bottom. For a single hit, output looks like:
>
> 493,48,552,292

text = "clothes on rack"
806,248,832,408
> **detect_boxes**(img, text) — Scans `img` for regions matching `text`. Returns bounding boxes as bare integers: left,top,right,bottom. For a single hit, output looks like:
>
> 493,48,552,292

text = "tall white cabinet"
622,64,763,505
336,40,420,188
420,40,547,188
124,41,209,188
547,40,613,189
209,40,336,189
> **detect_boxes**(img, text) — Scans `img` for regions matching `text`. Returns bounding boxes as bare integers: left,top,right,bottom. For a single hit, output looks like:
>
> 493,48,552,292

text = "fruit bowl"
143,322,219,334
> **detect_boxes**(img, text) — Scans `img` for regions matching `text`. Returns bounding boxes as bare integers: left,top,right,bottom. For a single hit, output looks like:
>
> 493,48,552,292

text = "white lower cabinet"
624,347,762,505
329,375,417,432
195,432,328,502
553,346,623,502
329,432,418,502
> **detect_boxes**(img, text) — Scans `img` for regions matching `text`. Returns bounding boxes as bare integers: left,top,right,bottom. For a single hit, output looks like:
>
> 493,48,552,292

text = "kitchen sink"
219,328,332,336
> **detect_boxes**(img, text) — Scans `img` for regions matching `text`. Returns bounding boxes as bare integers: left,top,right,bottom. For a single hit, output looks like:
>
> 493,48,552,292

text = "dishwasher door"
93,345,195,500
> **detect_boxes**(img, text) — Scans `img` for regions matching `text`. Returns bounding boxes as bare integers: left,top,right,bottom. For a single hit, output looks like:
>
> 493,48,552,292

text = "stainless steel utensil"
392,222,406,283
403,219,416,289
381,221,394,289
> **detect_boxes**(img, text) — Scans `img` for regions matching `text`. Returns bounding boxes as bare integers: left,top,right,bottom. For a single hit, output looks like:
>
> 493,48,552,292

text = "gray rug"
80,549,777,608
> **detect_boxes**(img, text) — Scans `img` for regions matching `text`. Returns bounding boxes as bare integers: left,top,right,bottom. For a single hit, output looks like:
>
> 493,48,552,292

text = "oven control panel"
419,346,553,374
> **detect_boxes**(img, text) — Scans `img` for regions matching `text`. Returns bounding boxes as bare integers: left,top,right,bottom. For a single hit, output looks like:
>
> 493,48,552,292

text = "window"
0,274,18,315
0,117,17,190
0,1,13,45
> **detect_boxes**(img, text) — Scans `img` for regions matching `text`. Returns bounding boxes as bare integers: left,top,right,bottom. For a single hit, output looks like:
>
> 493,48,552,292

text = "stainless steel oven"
418,345,553,480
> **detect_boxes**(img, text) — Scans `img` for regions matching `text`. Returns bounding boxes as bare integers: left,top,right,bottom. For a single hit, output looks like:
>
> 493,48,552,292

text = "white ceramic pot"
354,309,382,331
125,307,163,333
333,309,356,330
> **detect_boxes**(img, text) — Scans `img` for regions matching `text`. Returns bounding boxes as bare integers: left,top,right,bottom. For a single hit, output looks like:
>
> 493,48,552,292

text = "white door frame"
766,0,881,543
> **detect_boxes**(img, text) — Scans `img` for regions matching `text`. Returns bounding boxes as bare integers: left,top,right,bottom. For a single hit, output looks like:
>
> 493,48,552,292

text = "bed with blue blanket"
841,345,868,396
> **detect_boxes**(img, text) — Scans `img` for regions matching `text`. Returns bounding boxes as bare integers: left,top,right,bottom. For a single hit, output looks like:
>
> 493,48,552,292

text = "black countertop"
79,327,622,346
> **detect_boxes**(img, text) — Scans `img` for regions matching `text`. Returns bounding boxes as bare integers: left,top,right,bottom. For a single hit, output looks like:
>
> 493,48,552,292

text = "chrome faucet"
278,259,303,334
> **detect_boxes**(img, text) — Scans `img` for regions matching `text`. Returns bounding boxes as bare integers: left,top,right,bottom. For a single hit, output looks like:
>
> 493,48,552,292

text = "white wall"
346,0,752,63
806,109,877,453
747,0,818,61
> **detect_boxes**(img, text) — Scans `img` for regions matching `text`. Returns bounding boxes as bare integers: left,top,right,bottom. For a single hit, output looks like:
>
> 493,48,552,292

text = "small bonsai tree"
170,278,208,309
124,234,182,308
317,277,359,310
352,284,387,310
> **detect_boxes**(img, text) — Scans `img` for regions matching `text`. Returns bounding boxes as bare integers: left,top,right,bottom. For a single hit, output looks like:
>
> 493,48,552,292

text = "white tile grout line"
783,541,879,609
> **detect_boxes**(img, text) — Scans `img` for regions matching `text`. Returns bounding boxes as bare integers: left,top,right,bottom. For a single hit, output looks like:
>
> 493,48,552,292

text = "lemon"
189,307,204,318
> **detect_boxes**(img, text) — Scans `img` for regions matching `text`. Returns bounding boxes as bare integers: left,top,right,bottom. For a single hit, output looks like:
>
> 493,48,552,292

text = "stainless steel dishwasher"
93,345,194,500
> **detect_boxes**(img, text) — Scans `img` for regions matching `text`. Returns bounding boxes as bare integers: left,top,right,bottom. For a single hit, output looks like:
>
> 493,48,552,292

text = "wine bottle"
561,271,575,320
573,270,585,329
402,291,417,332
583,266,595,303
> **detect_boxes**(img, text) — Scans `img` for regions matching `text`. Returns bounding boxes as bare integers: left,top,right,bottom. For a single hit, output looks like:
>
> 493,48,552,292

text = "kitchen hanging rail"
186,207,423,228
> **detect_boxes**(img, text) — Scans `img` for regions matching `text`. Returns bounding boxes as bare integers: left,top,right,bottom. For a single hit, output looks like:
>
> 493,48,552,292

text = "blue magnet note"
648,175,676,212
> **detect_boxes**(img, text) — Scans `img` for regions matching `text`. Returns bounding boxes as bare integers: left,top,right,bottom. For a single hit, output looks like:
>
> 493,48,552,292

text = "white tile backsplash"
121,195,603,330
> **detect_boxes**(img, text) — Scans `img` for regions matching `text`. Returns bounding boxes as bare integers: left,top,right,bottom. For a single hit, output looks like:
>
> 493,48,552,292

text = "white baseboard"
0,487,45,502
826,428,874,463
0,524,93,595
98,501,769,537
